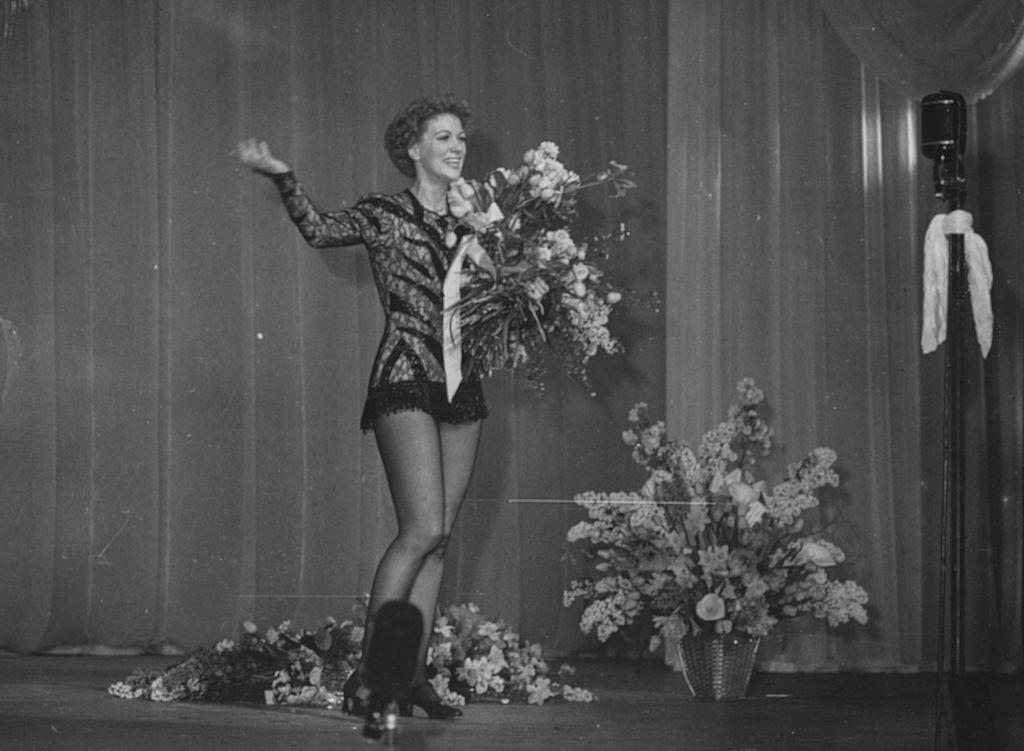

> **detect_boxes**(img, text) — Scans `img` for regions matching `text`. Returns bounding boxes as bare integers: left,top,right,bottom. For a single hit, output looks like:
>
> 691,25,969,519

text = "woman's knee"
395,525,447,558
426,531,452,560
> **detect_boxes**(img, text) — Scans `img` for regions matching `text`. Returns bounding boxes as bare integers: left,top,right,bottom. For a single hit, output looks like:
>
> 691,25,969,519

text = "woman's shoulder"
355,190,413,211
354,191,429,227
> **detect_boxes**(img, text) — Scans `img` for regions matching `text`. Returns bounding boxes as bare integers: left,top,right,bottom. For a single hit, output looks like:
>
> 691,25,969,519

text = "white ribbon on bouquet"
442,203,502,400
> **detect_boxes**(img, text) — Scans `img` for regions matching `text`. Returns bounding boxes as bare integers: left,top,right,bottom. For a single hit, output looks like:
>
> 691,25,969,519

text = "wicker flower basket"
675,634,760,701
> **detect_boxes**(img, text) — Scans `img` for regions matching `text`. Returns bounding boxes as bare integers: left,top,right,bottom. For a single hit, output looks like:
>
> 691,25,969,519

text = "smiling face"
408,113,466,186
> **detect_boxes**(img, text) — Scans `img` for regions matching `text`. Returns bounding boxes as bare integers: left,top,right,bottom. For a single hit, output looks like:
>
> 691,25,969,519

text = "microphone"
920,91,967,202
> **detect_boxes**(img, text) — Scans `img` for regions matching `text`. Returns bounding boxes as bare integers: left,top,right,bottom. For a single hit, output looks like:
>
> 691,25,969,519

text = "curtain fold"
817,0,1024,103
970,79,1024,672
667,0,922,670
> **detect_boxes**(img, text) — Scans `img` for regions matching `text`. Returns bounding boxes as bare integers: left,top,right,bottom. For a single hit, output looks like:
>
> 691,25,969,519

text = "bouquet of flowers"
562,378,869,655
445,141,636,390
109,602,594,707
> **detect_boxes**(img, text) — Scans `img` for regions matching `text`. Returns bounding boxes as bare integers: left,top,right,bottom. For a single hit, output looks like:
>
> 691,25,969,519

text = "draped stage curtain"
0,0,667,655
666,1,1023,672
0,0,1021,675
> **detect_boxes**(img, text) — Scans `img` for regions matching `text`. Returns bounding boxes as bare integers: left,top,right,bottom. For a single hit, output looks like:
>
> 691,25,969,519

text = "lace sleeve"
270,171,373,249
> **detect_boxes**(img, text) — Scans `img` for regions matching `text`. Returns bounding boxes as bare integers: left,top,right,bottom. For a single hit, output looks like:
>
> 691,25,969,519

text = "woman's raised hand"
235,138,290,175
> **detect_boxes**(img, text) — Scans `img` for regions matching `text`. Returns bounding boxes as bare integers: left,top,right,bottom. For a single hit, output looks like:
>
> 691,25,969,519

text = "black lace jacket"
271,172,487,430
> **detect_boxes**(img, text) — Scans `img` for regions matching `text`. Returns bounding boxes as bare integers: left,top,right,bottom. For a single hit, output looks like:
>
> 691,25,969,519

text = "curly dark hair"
384,94,473,178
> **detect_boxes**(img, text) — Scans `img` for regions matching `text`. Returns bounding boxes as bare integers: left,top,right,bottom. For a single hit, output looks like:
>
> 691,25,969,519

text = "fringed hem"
360,380,488,432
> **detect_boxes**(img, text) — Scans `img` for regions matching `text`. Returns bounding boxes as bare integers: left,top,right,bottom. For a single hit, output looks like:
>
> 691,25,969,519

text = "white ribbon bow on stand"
920,209,993,358
442,203,501,401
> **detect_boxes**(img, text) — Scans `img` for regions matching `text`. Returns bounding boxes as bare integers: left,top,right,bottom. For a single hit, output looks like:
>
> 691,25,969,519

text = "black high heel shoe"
398,681,462,720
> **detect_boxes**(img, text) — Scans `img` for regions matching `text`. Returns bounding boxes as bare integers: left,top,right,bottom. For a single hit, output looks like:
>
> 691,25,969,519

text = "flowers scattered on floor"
427,603,594,706
108,602,594,707
108,616,362,706
563,378,869,654
446,141,642,391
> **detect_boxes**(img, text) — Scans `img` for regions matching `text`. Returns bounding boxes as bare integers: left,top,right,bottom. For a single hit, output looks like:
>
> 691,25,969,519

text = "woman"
235,94,487,720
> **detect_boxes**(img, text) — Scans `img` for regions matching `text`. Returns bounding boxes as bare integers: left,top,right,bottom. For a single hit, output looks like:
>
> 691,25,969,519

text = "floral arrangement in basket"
444,141,638,390
109,602,593,708
562,378,869,654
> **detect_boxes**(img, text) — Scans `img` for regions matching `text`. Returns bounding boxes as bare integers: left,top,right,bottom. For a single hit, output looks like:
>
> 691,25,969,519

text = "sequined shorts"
360,380,489,432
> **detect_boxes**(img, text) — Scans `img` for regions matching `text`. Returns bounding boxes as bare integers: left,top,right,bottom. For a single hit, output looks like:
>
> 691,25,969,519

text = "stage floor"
0,655,1020,750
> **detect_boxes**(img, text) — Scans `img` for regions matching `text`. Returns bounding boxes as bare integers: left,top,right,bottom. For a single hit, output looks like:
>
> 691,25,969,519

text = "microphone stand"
930,133,967,683
921,91,998,751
